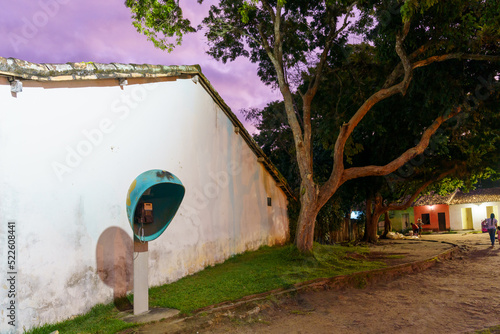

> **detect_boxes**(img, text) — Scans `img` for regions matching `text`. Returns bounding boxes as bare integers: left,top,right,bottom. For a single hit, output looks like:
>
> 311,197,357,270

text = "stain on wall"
96,227,133,309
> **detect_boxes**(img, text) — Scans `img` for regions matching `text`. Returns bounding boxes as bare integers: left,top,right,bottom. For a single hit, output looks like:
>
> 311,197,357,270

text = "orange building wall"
413,204,450,231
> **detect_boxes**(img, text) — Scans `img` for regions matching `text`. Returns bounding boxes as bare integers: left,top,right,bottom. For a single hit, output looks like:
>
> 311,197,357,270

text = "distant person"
411,223,419,236
417,219,423,236
486,213,498,247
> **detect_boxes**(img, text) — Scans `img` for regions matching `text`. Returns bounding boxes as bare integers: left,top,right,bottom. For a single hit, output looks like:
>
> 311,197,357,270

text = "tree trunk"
381,211,392,238
365,212,382,243
294,180,321,252
294,204,320,252
362,198,372,242
363,197,381,243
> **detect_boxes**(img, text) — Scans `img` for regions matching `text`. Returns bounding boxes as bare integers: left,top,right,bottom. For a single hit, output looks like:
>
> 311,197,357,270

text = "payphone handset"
136,202,153,224
135,202,153,242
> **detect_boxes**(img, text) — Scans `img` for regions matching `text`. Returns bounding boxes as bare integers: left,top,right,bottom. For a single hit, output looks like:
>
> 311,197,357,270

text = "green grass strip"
26,303,137,334
27,243,386,334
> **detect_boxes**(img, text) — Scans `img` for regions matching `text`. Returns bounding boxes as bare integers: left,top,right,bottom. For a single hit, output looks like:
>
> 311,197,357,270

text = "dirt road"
129,233,500,334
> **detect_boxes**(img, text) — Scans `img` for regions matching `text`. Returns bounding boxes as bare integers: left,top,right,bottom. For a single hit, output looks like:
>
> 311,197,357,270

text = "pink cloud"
0,0,281,132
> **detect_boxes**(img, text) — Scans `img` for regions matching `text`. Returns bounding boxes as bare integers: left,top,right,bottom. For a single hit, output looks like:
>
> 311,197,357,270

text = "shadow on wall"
96,227,133,311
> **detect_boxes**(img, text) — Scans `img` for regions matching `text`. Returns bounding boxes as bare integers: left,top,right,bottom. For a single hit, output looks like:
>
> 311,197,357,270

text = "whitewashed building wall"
449,201,500,230
0,59,289,332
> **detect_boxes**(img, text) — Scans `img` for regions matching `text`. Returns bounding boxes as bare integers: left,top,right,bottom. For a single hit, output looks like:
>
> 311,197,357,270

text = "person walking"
486,213,498,247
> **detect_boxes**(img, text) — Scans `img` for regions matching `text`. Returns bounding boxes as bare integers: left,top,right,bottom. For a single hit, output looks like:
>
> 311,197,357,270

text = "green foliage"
201,0,358,85
400,0,440,22
125,0,195,52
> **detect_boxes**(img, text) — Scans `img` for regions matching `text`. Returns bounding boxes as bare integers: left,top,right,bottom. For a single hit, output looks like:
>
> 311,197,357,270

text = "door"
486,206,499,220
438,212,446,231
462,208,473,229
402,213,410,230
487,206,494,217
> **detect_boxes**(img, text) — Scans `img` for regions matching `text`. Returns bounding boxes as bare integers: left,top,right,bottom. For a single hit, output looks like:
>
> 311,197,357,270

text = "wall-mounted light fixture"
119,78,128,87
9,77,22,93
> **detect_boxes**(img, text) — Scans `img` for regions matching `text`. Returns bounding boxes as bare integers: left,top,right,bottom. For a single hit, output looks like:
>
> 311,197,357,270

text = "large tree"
246,43,500,242
126,0,500,251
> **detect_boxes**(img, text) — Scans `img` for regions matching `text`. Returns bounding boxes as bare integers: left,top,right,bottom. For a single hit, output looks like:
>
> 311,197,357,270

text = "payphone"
127,169,185,242
126,169,185,315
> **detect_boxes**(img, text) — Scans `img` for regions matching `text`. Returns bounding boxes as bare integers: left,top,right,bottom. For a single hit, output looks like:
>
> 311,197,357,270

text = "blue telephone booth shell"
126,170,185,242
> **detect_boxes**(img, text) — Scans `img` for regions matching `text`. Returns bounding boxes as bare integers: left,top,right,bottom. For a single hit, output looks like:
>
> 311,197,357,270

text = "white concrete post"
134,241,149,315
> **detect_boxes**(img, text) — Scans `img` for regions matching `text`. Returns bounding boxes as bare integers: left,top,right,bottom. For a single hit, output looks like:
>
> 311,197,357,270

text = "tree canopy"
246,42,500,241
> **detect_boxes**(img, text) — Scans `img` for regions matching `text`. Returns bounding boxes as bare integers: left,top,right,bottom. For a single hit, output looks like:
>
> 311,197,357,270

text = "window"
421,213,431,225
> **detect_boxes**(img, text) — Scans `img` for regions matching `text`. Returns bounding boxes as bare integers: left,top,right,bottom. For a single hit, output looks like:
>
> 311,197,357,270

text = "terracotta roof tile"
449,187,500,205
413,187,500,206
413,191,455,206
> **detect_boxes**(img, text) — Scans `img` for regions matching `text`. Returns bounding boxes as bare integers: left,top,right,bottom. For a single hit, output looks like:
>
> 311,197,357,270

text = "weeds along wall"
0,73,289,331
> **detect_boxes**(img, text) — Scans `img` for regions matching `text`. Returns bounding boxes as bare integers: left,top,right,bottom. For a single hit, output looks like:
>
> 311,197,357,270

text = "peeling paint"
156,170,174,180
126,179,137,206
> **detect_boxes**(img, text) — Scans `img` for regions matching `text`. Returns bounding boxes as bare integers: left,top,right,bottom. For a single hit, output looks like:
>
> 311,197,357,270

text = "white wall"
0,76,288,332
449,202,500,230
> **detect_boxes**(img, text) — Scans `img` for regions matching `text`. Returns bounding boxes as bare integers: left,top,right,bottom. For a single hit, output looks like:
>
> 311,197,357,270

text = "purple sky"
0,0,282,132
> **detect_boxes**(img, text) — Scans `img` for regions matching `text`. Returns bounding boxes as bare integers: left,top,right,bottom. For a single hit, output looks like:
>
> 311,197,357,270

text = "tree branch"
256,20,280,74
306,2,356,97
318,21,413,207
340,107,462,183
394,20,412,95
257,1,308,180
383,40,437,89
385,166,459,211
260,0,276,22
384,51,500,88
412,53,500,70
300,2,356,185
318,79,407,206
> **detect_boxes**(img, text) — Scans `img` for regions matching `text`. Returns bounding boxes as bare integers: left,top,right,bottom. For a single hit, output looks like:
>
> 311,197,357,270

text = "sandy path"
227,247,499,334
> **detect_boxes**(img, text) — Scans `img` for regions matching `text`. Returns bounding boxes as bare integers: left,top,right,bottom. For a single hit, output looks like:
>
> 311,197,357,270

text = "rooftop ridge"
0,57,202,81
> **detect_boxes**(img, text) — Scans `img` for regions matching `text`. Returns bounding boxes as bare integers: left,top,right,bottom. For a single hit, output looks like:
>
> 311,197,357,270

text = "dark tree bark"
382,212,392,239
